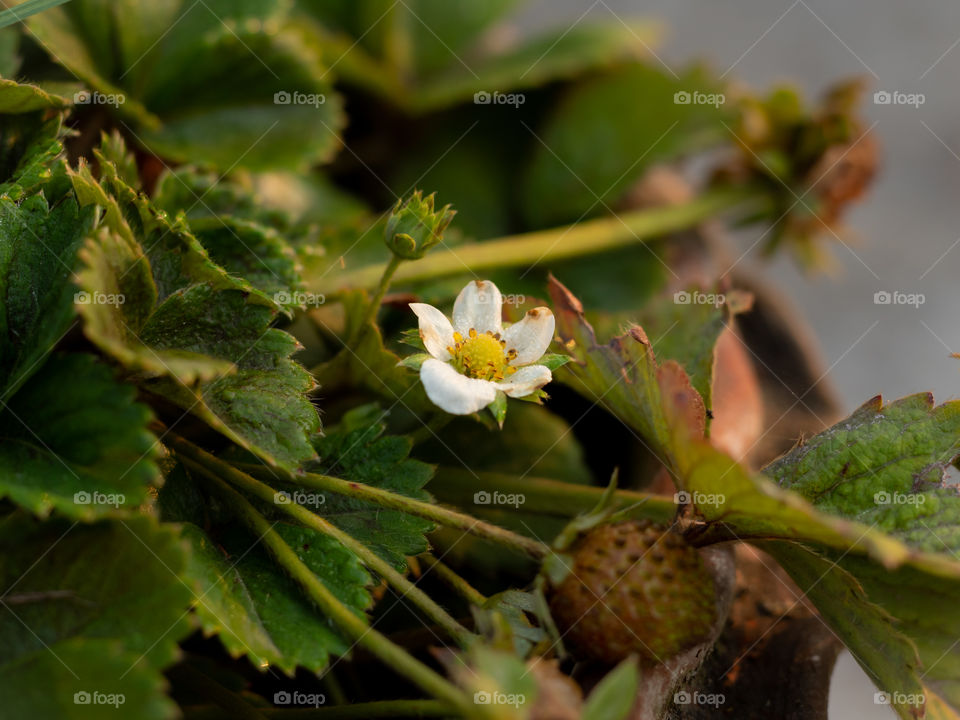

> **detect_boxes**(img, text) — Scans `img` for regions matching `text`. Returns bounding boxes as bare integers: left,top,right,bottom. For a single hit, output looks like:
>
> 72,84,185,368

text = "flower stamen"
449,328,517,381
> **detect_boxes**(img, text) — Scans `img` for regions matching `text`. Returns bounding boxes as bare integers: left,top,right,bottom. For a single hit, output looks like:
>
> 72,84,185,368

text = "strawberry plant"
0,1,953,719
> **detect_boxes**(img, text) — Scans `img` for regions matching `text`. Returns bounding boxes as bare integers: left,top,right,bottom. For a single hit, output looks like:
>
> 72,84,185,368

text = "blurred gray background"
517,1,960,717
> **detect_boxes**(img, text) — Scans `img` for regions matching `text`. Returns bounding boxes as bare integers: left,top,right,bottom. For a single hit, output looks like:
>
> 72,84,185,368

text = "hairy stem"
322,186,757,292
193,467,476,717
171,438,477,648
349,254,403,344
231,462,550,560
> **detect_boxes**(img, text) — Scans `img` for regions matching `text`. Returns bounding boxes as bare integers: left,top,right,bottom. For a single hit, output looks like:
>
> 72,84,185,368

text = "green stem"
195,467,477,718
171,439,477,648
418,554,486,607
232,462,550,561
322,186,758,293
349,254,402,344
431,468,677,523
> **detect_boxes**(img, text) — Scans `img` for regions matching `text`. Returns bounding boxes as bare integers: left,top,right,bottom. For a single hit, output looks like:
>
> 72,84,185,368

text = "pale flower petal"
452,280,502,336
503,307,555,366
496,364,552,398
409,303,455,360
420,358,498,414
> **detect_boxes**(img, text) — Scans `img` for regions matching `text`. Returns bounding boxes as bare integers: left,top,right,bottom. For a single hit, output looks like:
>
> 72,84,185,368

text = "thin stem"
321,186,759,293
418,553,487,607
171,439,477,648
431,468,677,524
231,462,550,561
194,467,477,718
349,254,403,344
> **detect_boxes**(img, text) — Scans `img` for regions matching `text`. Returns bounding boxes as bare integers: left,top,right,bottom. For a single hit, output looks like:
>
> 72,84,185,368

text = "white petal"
503,307,555,365
452,280,502,335
420,358,498,414
409,303,455,360
496,364,552,398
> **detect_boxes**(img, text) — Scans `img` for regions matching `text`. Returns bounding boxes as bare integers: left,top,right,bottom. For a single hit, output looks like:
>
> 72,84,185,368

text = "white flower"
409,280,555,415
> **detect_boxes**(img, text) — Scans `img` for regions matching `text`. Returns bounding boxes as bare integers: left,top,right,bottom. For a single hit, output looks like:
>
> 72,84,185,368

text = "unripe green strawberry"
547,520,716,666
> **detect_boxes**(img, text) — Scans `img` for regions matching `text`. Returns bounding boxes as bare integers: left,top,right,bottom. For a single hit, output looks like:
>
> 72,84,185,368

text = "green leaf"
522,63,729,227
838,552,960,716
0,191,95,399
635,288,753,417
537,353,572,372
763,543,925,720
582,657,640,720
70,152,320,470
27,1,344,170
0,353,160,519
187,217,303,308
398,352,431,371
442,644,537,717
760,394,960,716
548,274,706,460
0,0,73,31
161,458,375,681
305,405,434,570
411,21,659,112
169,508,372,675
0,513,192,719
488,390,507,429
765,394,960,517
0,75,67,112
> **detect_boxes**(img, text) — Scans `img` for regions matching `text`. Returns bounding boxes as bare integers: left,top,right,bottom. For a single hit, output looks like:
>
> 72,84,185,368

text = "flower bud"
384,191,455,260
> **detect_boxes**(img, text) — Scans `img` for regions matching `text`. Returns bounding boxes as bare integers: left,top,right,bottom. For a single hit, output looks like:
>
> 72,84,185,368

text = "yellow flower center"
448,329,518,381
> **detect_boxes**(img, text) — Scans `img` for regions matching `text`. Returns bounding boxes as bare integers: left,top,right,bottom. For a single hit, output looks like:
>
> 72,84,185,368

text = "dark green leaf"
0,513,192,719
765,394,960,517
522,64,729,227
176,519,371,675
28,1,344,170
307,405,435,571
0,191,95,399
0,353,159,519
